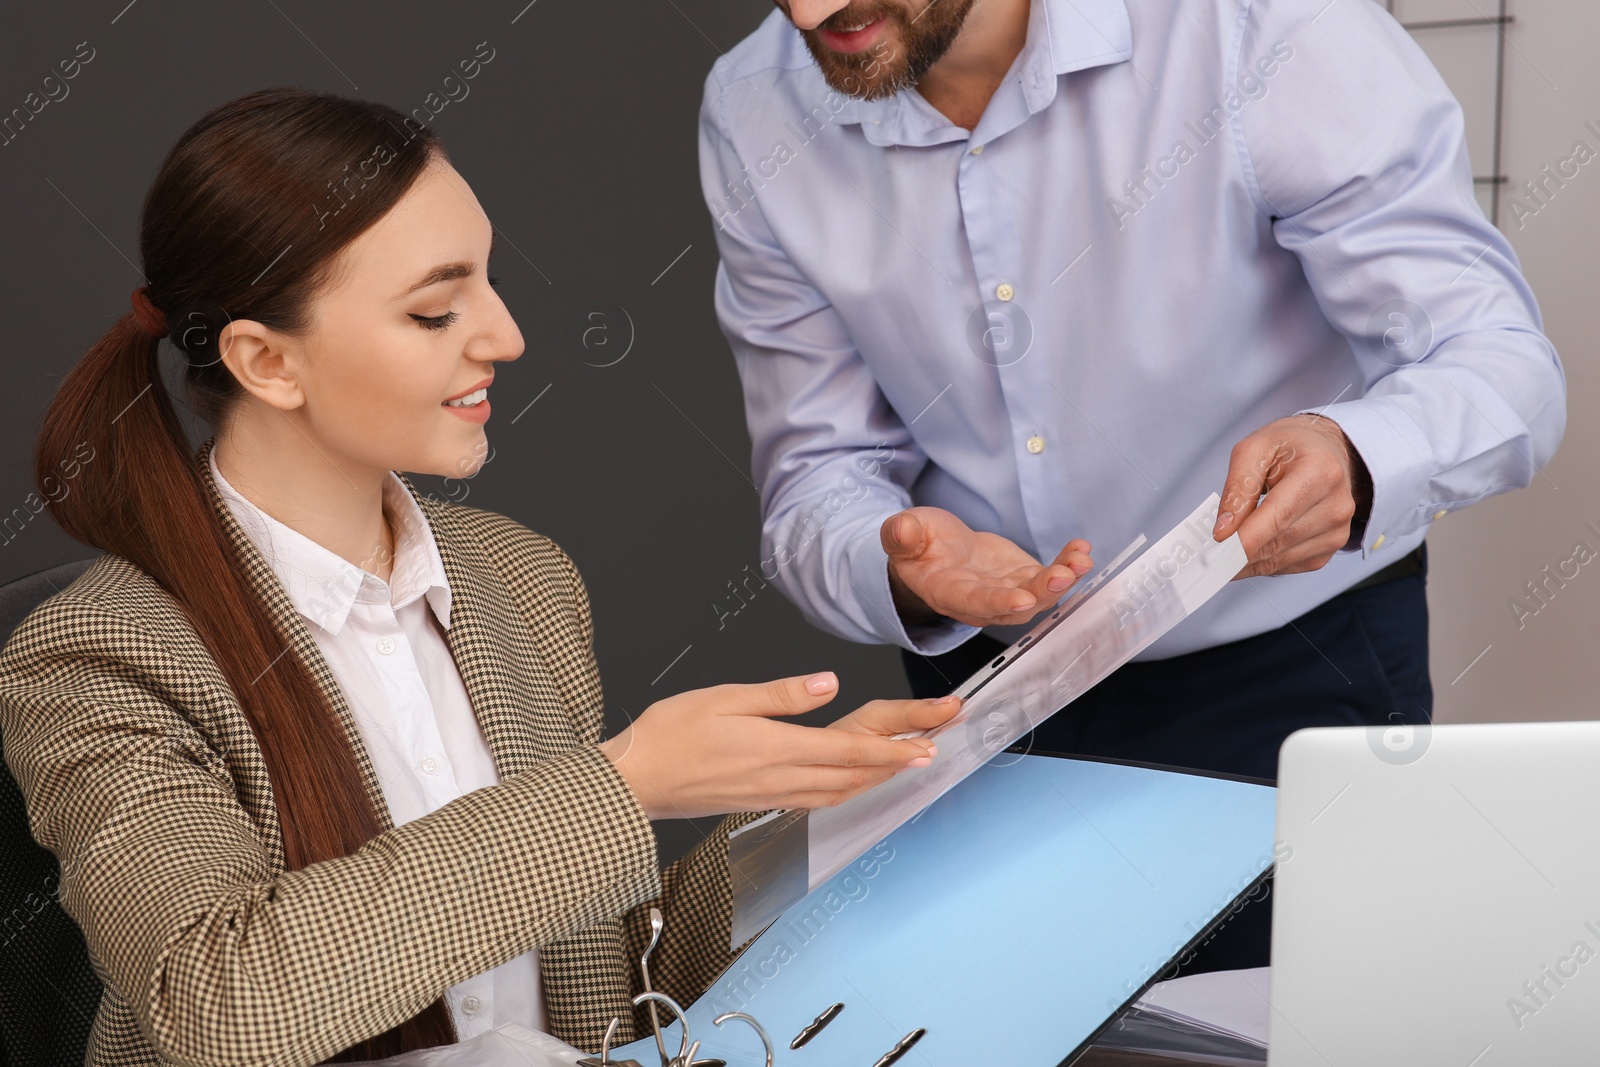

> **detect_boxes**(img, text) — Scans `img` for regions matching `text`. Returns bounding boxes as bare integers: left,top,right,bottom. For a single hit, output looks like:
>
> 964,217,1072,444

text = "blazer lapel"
399,475,640,1050
396,474,579,776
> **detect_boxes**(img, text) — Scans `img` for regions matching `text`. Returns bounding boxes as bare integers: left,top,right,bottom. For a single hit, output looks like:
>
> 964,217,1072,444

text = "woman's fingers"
716,671,842,718
832,695,961,737
616,674,961,819
809,725,936,768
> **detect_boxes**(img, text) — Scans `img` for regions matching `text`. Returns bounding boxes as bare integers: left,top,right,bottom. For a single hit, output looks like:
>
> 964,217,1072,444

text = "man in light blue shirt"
695,0,1564,911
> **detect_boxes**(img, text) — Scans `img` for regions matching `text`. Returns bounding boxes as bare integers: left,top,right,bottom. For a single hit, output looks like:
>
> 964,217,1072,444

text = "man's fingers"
1036,539,1093,598
880,509,927,560
1043,539,1093,587
1052,538,1093,568
1237,445,1349,560
1215,436,1281,542
1234,486,1301,564
947,578,1061,626
1236,494,1357,577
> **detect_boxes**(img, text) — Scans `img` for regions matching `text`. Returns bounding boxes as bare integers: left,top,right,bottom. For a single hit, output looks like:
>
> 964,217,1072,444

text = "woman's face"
256,156,523,481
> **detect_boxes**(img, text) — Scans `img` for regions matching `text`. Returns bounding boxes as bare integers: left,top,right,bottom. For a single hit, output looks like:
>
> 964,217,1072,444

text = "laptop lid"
1268,721,1600,1065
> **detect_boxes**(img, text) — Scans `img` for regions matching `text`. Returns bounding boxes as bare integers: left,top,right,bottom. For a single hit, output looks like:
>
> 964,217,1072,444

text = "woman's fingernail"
804,671,837,694
931,694,959,705
907,755,933,768
1213,512,1234,538
1047,576,1069,591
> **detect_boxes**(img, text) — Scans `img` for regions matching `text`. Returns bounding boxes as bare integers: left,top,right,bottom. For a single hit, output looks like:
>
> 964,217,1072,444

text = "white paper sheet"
1137,966,1273,1047
729,494,1248,945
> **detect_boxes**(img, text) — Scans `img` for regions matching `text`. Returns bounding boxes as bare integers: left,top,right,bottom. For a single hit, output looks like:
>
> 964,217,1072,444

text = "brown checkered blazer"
0,437,758,1066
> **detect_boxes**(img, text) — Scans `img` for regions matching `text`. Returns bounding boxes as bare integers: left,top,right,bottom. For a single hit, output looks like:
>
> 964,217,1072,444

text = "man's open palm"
881,507,1092,629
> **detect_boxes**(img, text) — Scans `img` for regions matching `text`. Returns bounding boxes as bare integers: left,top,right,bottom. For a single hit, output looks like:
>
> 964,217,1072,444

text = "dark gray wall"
0,0,913,862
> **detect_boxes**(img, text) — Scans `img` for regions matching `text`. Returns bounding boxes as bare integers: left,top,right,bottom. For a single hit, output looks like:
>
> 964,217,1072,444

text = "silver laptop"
1269,721,1600,1065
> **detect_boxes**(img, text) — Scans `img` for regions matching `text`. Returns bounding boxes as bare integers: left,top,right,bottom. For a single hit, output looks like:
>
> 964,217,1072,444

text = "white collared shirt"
210,449,548,1040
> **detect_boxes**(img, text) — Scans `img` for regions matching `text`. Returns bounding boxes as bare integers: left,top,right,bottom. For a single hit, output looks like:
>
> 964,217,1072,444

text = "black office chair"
0,557,104,1067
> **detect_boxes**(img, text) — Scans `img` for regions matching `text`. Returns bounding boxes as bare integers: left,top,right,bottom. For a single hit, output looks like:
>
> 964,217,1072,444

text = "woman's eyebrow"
399,261,473,297
395,230,497,298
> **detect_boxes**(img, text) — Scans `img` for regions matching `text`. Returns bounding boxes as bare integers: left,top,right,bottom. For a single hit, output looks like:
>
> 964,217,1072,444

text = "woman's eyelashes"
410,277,498,331
411,310,459,330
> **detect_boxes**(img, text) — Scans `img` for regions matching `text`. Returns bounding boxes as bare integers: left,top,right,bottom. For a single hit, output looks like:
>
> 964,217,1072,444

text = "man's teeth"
837,20,874,31
446,387,488,407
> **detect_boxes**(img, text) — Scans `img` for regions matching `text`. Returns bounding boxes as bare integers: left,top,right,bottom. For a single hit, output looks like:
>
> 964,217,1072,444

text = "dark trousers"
900,545,1431,973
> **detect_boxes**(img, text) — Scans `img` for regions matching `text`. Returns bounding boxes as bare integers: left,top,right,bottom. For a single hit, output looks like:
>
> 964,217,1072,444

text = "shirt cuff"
1297,398,1434,559
845,526,980,656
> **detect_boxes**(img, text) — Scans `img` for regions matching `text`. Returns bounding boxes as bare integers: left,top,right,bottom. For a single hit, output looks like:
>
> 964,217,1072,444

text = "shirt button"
970,143,984,155
420,756,439,775
461,995,481,1015
1371,534,1387,550
1433,509,1448,520
1026,434,1046,454
996,282,1015,301
376,637,396,656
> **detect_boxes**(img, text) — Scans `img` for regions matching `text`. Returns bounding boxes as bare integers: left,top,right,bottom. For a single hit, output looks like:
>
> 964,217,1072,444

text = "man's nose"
784,0,854,31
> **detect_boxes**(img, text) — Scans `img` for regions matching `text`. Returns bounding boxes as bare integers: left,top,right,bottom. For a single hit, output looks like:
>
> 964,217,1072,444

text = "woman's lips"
442,396,491,424
818,18,885,54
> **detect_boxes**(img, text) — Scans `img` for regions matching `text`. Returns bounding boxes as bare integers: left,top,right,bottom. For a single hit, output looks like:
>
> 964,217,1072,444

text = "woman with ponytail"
0,87,961,1067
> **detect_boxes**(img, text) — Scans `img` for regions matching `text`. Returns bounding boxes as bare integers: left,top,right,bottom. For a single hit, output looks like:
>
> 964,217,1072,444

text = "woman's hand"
829,692,962,741
597,672,961,820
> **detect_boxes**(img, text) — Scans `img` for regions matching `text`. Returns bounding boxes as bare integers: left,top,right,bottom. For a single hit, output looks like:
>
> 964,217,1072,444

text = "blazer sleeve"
543,541,767,1014
0,593,662,1067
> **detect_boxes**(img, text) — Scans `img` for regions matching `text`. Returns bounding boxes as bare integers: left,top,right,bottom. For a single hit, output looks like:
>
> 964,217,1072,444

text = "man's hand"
1213,414,1374,580
882,507,1092,629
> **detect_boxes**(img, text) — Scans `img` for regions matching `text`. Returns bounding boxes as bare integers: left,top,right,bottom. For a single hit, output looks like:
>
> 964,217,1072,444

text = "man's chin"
825,77,908,101
811,58,914,101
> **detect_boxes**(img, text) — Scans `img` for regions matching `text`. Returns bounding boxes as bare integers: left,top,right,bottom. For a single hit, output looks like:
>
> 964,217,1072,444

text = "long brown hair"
35,87,459,1060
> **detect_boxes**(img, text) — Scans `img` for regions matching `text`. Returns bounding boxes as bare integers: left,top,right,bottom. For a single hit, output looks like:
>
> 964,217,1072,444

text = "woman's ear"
217,319,306,412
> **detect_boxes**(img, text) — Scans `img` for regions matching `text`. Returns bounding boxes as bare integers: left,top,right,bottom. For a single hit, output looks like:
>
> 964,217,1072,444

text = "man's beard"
798,0,979,101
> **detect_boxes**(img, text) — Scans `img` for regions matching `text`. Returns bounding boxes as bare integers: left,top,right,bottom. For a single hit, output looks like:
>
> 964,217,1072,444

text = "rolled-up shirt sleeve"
697,63,979,654
1239,0,1567,557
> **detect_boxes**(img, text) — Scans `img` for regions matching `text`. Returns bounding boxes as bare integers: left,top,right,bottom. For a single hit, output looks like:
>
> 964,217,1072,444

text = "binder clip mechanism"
578,907,776,1067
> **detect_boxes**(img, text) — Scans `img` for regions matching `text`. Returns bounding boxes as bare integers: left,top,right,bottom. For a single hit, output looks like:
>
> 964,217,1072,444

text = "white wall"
1409,0,1600,721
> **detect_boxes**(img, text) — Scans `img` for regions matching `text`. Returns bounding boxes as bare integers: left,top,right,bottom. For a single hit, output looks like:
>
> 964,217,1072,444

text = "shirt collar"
209,447,453,637
833,0,1132,145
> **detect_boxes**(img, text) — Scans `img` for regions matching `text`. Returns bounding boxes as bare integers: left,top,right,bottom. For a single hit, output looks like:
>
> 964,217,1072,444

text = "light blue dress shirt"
696,0,1565,661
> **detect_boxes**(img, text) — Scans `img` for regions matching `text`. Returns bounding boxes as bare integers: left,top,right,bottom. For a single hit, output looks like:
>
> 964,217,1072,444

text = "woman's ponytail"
34,89,459,1062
